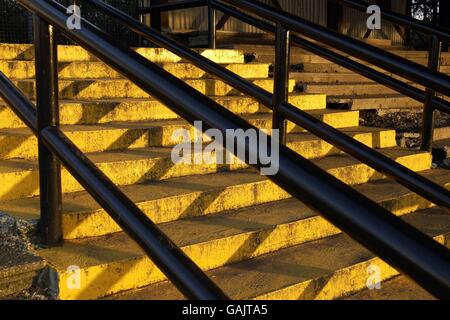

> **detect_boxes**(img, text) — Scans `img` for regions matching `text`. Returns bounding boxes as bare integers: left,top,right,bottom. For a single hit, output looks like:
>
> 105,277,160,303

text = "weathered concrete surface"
107,207,450,300
0,43,447,300
0,213,44,298
344,276,434,300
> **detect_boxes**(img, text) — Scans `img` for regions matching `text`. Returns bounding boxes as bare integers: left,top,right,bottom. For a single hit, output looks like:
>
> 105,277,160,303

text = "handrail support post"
273,22,289,144
137,0,144,46
33,15,62,245
421,35,442,151
208,0,216,49
151,0,163,32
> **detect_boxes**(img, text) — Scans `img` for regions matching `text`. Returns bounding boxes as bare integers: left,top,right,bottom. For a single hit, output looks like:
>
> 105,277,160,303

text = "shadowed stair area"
232,44,450,112
0,43,449,300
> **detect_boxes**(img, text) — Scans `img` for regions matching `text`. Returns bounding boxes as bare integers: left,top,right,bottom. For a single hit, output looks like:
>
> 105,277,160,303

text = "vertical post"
273,23,290,145
137,0,144,46
208,1,216,49
405,0,412,47
151,0,162,32
438,0,450,52
326,1,343,33
33,15,62,245
421,35,441,151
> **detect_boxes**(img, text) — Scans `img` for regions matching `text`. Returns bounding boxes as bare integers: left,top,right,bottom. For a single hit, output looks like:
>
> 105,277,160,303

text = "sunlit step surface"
0,148,431,239
0,94,326,129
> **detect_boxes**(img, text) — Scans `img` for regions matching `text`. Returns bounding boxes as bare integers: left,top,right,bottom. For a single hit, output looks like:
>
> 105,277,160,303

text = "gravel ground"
0,213,50,300
360,110,450,167
360,110,450,133
360,110,450,149
0,213,38,252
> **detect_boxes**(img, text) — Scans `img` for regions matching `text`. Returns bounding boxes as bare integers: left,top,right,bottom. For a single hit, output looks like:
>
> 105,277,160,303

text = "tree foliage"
410,0,439,22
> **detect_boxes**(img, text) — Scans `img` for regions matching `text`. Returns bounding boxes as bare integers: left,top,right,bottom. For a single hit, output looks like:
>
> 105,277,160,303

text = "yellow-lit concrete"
0,109,355,160
0,60,270,80
35,207,449,300
0,149,431,238
108,207,449,300
0,94,326,129
0,128,399,201
345,276,434,300
13,78,296,100
0,44,446,301
0,44,245,63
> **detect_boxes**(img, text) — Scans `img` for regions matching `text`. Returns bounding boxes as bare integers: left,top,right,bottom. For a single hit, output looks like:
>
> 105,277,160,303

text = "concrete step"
0,243,45,298
0,126,396,202
328,95,423,110
441,65,450,73
301,63,450,74
344,275,435,300
0,44,245,64
302,83,422,96
293,72,420,85
14,78,296,100
254,53,449,66
293,72,374,84
0,60,270,80
236,44,450,65
42,205,449,300
0,94,326,129
108,207,449,300
233,44,450,59
300,63,376,73
0,148,431,239
0,109,360,160
433,127,450,141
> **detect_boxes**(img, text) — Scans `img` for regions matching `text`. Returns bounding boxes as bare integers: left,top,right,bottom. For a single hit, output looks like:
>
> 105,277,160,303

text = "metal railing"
4,0,229,300
129,0,450,209
328,0,450,151
3,0,449,299
139,0,450,151
87,0,450,298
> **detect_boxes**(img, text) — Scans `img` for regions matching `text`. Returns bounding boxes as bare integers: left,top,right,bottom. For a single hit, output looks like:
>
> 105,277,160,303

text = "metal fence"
0,0,32,43
0,0,140,46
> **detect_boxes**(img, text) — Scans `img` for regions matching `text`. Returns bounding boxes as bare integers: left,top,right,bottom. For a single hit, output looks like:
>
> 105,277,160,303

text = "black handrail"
327,0,448,150
212,0,449,149
15,0,450,298
223,0,450,96
330,0,450,44
86,0,450,212
212,0,450,154
0,72,227,300
10,0,229,301
211,0,450,113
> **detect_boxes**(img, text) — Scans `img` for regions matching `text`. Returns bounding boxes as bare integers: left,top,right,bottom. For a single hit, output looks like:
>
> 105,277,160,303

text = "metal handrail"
209,0,449,150
10,0,229,300
15,0,450,298
0,72,227,300
216,1,450,151
223,0,450,96
86,0,450,211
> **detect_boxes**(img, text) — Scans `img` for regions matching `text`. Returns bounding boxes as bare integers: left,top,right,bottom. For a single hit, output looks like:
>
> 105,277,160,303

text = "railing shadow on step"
134,0,450,211
3,0,449,299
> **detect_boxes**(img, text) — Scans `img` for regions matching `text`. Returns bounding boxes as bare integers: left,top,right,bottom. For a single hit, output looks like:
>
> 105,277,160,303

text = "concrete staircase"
0,43,449,300
232,44,450,112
